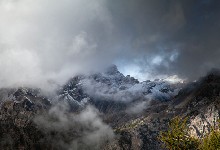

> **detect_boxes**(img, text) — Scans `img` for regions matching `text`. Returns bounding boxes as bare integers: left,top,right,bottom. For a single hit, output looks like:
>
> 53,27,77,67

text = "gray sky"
0,0,220,89
109,0,220,80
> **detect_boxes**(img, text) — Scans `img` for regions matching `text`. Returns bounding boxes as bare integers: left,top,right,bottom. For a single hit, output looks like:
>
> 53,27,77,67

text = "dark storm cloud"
0,0,219,89
107,0,220,80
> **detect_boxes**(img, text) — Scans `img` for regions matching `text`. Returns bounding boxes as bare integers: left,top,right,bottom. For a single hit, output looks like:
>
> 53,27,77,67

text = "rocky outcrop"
189,105,219,138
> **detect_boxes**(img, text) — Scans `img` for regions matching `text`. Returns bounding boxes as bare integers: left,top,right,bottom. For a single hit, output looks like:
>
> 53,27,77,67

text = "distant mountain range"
58,65,181,113
0,65,220,149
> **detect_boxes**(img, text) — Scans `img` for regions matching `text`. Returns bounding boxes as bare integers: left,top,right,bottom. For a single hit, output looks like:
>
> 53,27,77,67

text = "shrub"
159,116,199,150
199,123,220,150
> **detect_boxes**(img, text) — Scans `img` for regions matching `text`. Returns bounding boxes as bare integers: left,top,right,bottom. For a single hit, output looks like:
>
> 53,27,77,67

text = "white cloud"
34,103,114,149
164,75,185,83
0,0,115,90
152,56,163,65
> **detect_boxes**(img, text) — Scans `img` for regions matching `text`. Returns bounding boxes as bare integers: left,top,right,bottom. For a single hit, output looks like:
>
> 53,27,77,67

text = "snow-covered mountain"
58,65,182,113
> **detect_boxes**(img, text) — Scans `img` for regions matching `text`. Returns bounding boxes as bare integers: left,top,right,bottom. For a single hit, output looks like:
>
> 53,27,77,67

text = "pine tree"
159,116,199,150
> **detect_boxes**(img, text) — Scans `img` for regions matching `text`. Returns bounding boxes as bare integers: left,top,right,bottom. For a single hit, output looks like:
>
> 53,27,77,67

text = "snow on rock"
58,65,182,112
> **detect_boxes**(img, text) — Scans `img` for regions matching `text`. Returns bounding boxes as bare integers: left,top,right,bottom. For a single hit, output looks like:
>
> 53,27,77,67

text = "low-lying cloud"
125,101,150,114
34,103,114,150
81,77,178,103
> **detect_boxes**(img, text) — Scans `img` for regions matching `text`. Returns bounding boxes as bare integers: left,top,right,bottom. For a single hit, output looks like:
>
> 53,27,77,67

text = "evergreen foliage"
159,116,220,150
199,121,220,150
159,116,199,150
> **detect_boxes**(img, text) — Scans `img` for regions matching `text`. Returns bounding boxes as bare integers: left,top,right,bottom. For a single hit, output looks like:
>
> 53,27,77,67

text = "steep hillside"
2,66,220,149
104,70,220,149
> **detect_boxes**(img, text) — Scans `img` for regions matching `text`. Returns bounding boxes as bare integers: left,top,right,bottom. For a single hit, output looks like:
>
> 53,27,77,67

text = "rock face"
189,105,219,138
0,88,51,149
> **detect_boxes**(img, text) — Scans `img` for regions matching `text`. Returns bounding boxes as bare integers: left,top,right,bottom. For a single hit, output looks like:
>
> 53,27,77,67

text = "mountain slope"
4,65,217,150
104,70,220,149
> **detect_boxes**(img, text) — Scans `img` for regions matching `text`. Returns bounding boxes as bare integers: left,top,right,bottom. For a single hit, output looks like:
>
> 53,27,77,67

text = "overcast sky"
0,0,220,89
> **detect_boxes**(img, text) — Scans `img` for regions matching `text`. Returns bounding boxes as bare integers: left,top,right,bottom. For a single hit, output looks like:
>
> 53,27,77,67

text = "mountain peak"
105,64,120,75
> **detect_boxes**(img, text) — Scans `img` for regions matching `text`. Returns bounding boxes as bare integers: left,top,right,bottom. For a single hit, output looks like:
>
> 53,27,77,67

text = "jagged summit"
104,64,122,75
58,65,181,114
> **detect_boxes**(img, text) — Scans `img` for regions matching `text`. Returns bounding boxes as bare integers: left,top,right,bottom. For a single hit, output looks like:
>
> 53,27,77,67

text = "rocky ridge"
58,65,180,113
0,66,220,149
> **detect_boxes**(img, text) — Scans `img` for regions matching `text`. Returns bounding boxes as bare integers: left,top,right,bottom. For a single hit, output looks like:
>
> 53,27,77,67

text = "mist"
0,0,220,90
0,0,116,90
34,103,114,149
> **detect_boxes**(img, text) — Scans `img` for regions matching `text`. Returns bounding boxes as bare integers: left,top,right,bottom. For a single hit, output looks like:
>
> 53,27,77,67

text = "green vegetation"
159,116,199,150
159,116,220,150
199,126,220,150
